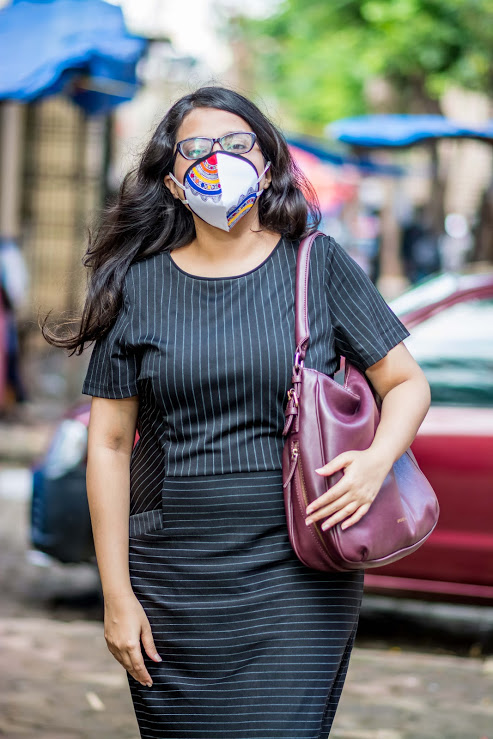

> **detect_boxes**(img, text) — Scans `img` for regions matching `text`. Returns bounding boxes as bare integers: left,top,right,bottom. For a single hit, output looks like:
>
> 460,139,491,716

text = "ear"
262,162,272,190
164,174,181,200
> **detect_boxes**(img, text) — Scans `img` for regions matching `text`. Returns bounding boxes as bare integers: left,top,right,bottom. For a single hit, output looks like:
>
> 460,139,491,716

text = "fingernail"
305,518,313,526
314,468,322,473
154,654,162,662
146,682,152,687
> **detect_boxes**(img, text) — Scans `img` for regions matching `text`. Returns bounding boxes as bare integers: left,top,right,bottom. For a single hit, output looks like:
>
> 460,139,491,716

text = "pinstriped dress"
82,232,410,738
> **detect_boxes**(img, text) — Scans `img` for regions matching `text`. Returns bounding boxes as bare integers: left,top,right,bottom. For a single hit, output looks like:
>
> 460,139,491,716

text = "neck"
188,212,278,265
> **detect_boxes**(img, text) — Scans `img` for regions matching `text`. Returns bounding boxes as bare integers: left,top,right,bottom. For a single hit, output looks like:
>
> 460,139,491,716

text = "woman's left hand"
304,449,391,531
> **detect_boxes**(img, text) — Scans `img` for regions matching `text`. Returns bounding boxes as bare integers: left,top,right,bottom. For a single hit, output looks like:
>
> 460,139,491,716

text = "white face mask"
168,150,271,232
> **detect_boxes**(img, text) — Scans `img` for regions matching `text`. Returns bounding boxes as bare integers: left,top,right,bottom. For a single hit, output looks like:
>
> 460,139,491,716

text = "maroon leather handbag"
281,230,439,572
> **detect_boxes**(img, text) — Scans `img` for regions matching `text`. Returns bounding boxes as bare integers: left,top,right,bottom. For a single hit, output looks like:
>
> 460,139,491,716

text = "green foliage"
232,0,493,132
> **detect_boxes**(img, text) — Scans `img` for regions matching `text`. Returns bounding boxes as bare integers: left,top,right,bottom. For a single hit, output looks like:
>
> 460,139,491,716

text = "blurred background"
0,1,492,738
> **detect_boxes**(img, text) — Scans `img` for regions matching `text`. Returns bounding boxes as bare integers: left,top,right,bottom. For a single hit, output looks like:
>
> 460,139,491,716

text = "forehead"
176,107,251,140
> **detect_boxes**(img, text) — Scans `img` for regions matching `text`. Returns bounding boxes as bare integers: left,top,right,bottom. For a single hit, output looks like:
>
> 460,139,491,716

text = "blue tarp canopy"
328,114,493,148
286,133,405,175
0,0,147,114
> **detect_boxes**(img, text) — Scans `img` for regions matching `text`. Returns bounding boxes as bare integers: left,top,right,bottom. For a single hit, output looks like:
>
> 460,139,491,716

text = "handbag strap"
293,229,326,368
282,229,325,437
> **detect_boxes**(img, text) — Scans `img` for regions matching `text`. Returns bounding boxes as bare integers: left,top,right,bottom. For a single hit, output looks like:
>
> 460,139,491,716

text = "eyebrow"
182,130,251,139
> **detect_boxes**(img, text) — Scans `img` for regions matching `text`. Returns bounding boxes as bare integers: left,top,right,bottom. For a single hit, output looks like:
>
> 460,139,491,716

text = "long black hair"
40,85,321,354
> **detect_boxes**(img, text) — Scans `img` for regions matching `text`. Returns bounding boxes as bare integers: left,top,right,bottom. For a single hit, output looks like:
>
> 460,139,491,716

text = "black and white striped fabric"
82,233,410,507
81,232,410,738
127,469,364,739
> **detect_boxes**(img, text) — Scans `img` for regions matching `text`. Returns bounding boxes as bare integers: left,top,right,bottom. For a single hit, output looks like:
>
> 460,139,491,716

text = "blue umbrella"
285,133,405,176
328,114,493,148
0,0,147,114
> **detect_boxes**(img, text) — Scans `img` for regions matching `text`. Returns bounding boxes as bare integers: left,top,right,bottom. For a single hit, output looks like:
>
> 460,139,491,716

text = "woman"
42,86,430,738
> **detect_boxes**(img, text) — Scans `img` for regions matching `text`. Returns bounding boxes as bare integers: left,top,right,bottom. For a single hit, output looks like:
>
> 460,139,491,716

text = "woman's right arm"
86,396,162,688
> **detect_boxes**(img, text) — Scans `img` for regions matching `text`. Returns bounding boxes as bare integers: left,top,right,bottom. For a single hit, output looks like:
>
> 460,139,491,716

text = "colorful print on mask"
168,150,271,232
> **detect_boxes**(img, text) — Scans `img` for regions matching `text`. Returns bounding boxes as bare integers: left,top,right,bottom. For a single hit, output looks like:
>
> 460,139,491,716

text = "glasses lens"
221,132,255,153
180,138,212,159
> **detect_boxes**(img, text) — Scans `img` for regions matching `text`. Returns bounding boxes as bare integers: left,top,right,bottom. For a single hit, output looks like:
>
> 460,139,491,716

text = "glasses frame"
173,131,258,162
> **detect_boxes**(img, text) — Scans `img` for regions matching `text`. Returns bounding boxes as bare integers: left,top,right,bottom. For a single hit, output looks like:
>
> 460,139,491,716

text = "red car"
364,268,493,603
30,268,493,603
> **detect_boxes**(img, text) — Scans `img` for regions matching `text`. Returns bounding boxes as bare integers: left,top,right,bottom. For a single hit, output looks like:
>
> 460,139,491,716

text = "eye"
189,148,206,158
181,138,211,159
222,132,254,153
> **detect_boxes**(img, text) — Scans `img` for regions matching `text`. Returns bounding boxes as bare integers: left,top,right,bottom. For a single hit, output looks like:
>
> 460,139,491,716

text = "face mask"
168,150,271,232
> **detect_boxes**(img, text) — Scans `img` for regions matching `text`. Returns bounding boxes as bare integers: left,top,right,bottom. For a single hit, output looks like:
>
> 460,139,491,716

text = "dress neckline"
165,235,284,281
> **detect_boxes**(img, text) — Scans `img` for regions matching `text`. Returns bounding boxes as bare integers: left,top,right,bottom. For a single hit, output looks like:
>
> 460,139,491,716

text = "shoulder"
285,230,342,280
318,233,366,286
301,231,338,260
315,231,343,258
287,231,334,257
300,231,341,277
123,250,167,299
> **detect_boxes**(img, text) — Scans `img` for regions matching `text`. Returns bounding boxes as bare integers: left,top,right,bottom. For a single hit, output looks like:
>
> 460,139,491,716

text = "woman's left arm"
304,342,431,531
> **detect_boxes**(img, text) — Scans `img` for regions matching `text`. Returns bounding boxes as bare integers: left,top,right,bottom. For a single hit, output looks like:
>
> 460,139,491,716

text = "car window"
404,298,493,407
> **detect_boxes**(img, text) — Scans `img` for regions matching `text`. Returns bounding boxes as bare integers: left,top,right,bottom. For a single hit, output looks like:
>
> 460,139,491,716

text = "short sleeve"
324,236,410,372
81,282,140,399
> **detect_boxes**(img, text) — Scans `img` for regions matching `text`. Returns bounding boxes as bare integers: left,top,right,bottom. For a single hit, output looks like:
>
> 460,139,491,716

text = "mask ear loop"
259,161,271,179
167,172,189,205
255,161,271,195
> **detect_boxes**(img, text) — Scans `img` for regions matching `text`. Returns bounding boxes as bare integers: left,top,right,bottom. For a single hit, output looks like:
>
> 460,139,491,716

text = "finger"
340,503,371,530
320,500,360,531
141,622,162,663
305,492,353,524
305,478,350,516
111,648,147,686
314,452,354,477
107,644,132,672
127,645,153,687
119,641,152,687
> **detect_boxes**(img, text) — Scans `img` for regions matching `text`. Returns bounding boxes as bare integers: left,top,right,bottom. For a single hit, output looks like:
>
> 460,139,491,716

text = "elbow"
86,397,139,457
89,436,134,457
87,428,135,458
413,365,431,414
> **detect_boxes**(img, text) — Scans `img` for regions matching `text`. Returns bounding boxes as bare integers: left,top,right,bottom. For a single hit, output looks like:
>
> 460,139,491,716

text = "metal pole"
0,101,24,240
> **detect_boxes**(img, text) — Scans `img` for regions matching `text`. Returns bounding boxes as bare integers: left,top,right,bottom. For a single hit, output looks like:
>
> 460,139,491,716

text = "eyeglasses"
173,131,257,161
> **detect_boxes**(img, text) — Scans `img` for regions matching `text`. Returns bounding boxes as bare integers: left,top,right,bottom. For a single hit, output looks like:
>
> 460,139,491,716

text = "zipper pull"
282,388,299,436
283,444,299,488
282,415,293,436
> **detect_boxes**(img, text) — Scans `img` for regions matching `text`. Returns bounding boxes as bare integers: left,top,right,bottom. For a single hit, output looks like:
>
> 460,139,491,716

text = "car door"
374,296,493,590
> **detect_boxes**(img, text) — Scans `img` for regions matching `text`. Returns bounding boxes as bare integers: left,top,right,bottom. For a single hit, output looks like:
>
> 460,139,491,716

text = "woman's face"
163,107,272,205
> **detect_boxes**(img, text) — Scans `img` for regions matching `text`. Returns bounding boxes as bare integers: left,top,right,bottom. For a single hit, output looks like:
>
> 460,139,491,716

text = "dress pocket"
128,508,164,539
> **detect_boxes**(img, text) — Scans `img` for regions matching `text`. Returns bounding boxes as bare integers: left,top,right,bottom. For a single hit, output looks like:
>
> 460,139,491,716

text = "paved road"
1,464,492,738
1,613,492,739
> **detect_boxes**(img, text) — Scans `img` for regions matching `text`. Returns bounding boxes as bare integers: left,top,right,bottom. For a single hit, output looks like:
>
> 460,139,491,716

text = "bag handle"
294,231,383,402
283,229,325,437
293,229,325,369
